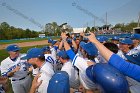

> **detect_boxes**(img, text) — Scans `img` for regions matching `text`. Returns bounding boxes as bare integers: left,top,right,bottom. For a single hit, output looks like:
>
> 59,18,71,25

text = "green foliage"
85,27,90,33
45,22,61,36
0,21,139,41
113,22,138,32
0,22,39,40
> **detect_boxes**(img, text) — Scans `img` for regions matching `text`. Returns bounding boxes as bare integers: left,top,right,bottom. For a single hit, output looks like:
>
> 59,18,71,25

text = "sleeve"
66,49,76,61
50,47,57,60
1,61,9,77
72,56,88,72
66,49,88,71
108,54,140,82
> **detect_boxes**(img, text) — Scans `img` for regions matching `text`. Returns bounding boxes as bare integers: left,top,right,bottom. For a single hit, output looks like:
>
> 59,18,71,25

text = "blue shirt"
109,54,140,82
66,49,75,61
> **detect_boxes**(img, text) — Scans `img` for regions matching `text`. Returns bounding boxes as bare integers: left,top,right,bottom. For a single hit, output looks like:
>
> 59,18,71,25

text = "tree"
85,27,90,33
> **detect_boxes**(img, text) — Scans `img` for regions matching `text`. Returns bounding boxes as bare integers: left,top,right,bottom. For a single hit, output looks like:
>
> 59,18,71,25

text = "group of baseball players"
0,32,140,93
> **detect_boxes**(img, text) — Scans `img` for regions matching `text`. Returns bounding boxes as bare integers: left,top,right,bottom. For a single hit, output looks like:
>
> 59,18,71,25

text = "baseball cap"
67,38,72,44
131,34,140,40
42,46,50,52
119,38,133,44
79,41,85,47
47,71,70,93
81,42,98,56
22,48,44,60
83,37,89,41
57,50,69,59
97,36,108,43
6,44,21,52
51,40,57,45
48,38,53,43
111,36,119,40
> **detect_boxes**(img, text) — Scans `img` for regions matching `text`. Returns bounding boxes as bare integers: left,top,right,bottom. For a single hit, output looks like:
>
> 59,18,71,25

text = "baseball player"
61,33,98,93
84,32,140,85
22,48,54,93
131,34,140,50
111,36,120,46
42,45,60,72
57,50,80,91
0,44,32,93
117,37,140,93
30,71,70,93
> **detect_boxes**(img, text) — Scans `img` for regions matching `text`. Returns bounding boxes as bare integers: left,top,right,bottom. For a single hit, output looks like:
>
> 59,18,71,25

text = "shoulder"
19,53,27,59
42,62,53,70
1,57,10,65
63,61,73,67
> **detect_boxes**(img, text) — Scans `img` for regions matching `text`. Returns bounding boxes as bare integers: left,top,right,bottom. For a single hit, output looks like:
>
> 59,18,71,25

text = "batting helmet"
47,71,70,93
86,63,129,93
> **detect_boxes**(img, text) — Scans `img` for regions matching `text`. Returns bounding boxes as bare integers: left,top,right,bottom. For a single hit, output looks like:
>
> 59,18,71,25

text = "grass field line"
0,40,49,50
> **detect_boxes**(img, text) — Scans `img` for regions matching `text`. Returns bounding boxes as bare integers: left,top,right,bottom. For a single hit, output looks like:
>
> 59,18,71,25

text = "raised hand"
80,32,84,37
85,32,98,43
61,32,67,40
29,73,42,93
32,73,42,89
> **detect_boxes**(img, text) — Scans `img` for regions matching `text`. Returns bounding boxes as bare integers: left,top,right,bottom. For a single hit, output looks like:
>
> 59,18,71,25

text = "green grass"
0,36,60,45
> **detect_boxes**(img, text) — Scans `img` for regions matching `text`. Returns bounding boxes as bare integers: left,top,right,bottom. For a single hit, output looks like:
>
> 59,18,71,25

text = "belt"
12,73,30,81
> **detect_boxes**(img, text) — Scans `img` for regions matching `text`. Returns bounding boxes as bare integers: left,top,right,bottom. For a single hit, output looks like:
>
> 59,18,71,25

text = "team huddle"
0,32,140,93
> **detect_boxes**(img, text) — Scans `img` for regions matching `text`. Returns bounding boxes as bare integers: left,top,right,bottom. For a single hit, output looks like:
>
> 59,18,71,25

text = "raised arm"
61,32,75,60
71,34,78,51
58,40,64,50
84,32,113,62
84,32,140,82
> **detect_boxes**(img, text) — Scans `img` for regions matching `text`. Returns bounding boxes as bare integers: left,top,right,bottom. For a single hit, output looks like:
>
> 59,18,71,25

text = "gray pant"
11,75,32,93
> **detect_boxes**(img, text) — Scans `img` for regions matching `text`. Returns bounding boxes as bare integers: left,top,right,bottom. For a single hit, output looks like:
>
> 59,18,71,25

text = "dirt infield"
0,40,49,50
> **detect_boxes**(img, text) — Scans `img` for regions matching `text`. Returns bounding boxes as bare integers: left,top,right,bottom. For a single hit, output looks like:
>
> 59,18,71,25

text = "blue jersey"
108,54,140,82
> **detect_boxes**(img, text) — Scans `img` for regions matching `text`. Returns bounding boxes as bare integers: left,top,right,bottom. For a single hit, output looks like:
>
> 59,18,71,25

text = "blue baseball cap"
47,71,70,93
22,48,44,60
42,46,50,52
120,38,133,44
67,38,72,44
51,40,57,45
97,36,108,43
102,36,109,41
48,38,53,43
6,44,21,52
112,36,119,40
79,41,85,47
57,50,69,59
131,34,140,40
81,42,98,56
83,37,89,41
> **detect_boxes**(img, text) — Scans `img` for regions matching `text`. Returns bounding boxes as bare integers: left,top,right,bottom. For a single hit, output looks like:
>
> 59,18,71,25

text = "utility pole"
105,12,108,30
94,18,96,32
138,12,140,27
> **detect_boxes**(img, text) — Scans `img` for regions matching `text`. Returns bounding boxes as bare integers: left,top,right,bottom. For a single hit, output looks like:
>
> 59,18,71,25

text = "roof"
72,28,86,33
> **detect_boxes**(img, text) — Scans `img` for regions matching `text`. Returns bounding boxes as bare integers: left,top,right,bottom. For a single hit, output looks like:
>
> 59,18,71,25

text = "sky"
0,0,140,31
